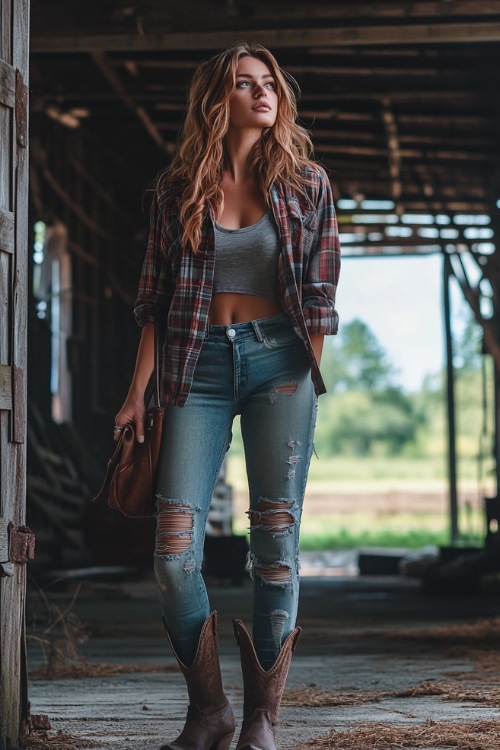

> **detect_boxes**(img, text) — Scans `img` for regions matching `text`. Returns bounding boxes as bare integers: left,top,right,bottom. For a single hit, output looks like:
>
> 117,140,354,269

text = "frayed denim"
154,314,317,668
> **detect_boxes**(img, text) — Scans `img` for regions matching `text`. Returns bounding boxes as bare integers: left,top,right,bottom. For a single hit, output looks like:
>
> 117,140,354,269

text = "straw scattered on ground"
284,679,500,708
20,731,98,749
295,719,500,750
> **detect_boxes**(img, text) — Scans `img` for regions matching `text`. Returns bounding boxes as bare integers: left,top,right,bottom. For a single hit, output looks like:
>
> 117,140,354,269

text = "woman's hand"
113,393,146,443
114,322,155,443
114,392,146,443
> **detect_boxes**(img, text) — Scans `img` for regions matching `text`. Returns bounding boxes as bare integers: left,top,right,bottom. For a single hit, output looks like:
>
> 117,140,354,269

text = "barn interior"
16,2,500,746
27,0,500,570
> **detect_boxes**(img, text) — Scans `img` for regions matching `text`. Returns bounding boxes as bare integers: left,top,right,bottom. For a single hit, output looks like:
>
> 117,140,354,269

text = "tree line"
315,315,493,460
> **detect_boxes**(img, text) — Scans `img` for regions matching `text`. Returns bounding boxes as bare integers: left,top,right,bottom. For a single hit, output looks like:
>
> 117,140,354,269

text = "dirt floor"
23,555,500,750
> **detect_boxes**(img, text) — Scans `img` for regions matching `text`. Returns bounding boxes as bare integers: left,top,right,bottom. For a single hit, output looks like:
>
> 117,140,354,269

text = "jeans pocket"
262,327,300,351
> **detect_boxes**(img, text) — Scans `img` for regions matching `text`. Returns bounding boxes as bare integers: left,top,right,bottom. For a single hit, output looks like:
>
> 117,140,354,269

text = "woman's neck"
225,128,261,183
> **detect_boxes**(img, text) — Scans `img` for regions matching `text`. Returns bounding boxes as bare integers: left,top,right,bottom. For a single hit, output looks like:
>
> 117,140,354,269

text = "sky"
332,253,447,392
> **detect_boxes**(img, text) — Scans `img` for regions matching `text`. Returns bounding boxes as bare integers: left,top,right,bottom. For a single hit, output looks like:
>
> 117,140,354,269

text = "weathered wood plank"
0,364,12,409
0,253,10,364
0,206,15,253
0,58,15,107
0,105,12,212
30,22,500,53
0,0,12,62
0,517,14,576
1,0,30,747
12,365,25,443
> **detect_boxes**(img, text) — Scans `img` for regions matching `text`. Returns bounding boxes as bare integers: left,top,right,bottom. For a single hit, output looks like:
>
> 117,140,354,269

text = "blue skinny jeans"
154,313,317,669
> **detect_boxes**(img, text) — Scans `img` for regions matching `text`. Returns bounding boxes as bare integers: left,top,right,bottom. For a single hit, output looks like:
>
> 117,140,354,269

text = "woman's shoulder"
300,163,330,193
154,174,185,212
281,163,330,209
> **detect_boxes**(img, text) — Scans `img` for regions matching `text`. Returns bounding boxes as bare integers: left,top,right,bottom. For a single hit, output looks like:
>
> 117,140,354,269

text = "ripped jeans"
154,313,317,669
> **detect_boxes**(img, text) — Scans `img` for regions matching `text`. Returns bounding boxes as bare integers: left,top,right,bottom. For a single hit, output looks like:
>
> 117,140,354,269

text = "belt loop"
252,320,264,342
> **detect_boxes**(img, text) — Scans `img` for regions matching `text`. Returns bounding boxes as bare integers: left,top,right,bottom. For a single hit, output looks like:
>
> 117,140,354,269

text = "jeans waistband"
205,313,292,342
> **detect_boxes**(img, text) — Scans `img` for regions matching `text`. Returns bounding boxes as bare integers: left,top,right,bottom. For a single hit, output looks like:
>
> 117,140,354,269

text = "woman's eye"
265,82,275,89
236,81,250,88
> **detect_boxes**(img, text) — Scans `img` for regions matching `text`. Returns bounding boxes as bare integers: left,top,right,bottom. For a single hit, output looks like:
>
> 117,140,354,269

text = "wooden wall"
28,115,151,463
0,0,30,746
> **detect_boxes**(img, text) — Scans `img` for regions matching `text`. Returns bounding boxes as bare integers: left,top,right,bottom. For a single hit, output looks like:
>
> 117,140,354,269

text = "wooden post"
0,1,30,747
490,214,500,497
443,252,459,543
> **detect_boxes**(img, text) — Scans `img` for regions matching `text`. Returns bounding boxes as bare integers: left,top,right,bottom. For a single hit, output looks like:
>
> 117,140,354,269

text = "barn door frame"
0,1,32,747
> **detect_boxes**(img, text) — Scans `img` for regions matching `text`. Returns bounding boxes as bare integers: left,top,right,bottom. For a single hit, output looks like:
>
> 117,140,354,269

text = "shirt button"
226,327,236,340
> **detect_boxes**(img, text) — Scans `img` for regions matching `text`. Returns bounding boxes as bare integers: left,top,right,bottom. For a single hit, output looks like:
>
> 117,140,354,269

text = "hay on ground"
295,719,500,750
20,731,98,749
284,679,500,709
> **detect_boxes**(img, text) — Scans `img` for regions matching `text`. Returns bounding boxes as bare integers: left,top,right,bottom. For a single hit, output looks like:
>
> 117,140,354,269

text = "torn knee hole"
250,499,295,533
254,563,292,583
155,504,194,555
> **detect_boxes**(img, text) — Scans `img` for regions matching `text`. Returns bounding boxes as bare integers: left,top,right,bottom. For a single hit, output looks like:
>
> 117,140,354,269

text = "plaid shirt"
134,165,341,406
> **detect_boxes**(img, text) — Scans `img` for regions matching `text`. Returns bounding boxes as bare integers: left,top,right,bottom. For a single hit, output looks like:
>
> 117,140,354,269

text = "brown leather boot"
233,619,301,750
160,611,235,750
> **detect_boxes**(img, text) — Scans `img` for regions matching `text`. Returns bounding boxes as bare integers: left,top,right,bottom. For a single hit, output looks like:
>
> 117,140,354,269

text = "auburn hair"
159,42,317,253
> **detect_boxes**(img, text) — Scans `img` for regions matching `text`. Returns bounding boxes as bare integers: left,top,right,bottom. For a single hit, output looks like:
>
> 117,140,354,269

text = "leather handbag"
93,324,164,518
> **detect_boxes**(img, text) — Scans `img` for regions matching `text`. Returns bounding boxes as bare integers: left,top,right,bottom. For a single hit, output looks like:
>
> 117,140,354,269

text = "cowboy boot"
233,618,301,750
160,611,235,750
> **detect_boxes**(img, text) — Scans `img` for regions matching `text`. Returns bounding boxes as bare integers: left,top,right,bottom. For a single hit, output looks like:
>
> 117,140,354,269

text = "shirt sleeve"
133,191,173,327
302,169,341,335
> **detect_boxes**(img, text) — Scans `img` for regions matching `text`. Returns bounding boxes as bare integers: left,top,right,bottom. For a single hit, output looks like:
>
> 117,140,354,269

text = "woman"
115,42,340,750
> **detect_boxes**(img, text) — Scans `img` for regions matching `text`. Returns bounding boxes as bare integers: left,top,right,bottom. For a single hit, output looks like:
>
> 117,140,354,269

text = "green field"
226,453,491,550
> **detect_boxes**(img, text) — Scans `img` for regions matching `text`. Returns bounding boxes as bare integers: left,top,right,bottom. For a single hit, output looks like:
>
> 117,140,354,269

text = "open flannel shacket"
134,165,341,406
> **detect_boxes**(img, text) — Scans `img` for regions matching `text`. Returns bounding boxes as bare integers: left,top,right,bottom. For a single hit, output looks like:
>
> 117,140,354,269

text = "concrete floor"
24,562,500,749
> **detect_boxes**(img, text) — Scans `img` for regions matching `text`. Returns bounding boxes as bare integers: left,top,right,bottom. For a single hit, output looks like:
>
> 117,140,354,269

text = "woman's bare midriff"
208,293,282,325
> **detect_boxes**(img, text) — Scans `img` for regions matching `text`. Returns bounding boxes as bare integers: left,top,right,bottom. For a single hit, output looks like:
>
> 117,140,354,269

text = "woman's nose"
254,84,266,97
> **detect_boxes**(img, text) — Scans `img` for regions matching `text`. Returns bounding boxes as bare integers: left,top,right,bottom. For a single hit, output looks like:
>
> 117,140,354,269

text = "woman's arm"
309,333,324,364
302,167,341,337
117,188,172,441
114,324,155,442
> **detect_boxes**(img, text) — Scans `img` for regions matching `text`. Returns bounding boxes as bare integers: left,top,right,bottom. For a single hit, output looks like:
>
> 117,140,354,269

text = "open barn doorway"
27,3,500,577
17,3,500,748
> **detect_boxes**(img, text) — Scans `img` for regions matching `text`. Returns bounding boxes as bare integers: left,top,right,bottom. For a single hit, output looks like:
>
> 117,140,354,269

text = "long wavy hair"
160,42,316,253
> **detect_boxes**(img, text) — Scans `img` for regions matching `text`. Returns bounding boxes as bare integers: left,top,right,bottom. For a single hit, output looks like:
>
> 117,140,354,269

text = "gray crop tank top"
213,213,281,301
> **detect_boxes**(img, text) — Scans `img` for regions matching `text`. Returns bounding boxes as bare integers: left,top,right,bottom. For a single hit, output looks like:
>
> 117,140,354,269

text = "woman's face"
228,56,278,131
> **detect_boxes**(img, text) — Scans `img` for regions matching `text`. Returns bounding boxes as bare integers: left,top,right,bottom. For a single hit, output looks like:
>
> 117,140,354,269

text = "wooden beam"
254,1,500,21
380,99,402,202
31,22,500,53
450,252,500,372
315,143,497,162
90,51,169,153
37,161,112,240
342,245,443,258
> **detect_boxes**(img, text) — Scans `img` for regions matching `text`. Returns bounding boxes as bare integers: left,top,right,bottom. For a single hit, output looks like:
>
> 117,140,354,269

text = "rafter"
31,22,500,53
90,51,168,153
